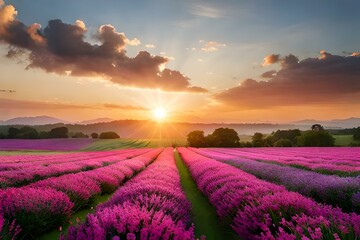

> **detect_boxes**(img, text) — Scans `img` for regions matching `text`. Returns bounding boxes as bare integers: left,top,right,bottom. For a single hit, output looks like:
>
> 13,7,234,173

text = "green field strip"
80,139,149,151
175,151,235,240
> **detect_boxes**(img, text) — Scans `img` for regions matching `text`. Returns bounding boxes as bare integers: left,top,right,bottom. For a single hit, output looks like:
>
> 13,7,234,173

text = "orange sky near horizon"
0,1,359,123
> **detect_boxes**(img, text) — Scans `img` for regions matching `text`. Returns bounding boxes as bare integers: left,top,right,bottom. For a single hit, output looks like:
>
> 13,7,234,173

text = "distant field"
144,138,187,148
0,138,93,151
333,134,359,146
80,139,150,151
0,138,187,153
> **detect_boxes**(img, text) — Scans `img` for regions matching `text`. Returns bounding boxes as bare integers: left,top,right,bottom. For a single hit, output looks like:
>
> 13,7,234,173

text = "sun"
153,107,167,121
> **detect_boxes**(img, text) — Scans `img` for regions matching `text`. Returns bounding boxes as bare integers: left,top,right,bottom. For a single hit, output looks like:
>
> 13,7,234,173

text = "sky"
0,0,359,123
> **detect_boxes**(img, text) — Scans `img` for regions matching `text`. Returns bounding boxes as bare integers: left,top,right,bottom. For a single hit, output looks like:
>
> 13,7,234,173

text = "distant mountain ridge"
291,117,360,129
79,118,114,125
0,116,69,126
0,116,114,126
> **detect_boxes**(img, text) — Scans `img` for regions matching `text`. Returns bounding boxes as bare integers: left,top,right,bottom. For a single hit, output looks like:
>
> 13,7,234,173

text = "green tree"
353,127,360,141
39,131,50,139
297,131,335,147
7,127,20,139
274,138,293,147
271,129,301,145
252,132,265,147
91,133,99,139
187,130,206,147
17,126,39,139
99,132,120,139
71,132,88,138
49,127,68,138
207,128,240,147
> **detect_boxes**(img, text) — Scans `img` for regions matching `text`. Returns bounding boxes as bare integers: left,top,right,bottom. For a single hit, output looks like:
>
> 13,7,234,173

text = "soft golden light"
153,107,167,121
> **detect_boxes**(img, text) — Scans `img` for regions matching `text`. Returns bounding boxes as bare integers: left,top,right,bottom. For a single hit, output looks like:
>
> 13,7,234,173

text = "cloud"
0,98,147,111
0,3,206,93
201,41,226,52
0,98,97,110
215,51,360,108
75,19,86,30
124,37,141,46
262,54,280,66
190,3,224,18
102,103,147,110
262,53,299,67
145,44,155,48
260,70,276,78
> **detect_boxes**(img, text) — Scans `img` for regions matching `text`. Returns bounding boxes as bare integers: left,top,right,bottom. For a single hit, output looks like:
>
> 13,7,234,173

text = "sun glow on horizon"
153,107,167,121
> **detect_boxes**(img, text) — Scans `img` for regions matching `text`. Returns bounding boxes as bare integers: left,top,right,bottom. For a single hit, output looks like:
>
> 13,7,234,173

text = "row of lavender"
210,147,360,173
190,148,360,212
179,148,360,239
0,149,150,187
63,148,195,240
0,149,162,239
0,138,93,151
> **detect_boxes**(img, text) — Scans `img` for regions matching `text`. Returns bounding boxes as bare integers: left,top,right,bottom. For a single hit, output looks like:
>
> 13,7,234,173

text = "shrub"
49,127,68,138
99,132,120,139
91,133,99,139
274,138,293,147
297,131,335,147
187,130,206,147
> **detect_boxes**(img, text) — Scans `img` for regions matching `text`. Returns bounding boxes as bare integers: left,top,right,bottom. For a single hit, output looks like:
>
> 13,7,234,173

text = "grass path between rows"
174,150,235,240
39,193,112,240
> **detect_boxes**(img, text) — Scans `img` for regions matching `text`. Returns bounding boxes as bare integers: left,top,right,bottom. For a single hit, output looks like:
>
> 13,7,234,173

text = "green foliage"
39,131,50,139
49,127,68,138
7,127,39,139
206,128,240,147
271,129,301,145
297,131,335,147
7,127,21,139
311,124,324,131
91,133,99,139
353,127,360,141
71,132,89,138
187,130,206,147
252,132,265,147
273,138,293,147
187,128,240,147
99,131,120,139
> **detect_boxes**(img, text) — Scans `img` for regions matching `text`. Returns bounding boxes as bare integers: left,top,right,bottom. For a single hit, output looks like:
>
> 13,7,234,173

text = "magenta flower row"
0,148,163,238
0,149,151,187
178,147,360,239
207,147,360,172
63,148,195,240
190,147,360,212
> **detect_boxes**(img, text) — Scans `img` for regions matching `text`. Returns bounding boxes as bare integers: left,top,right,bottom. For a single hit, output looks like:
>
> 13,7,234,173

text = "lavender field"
0,146,360,240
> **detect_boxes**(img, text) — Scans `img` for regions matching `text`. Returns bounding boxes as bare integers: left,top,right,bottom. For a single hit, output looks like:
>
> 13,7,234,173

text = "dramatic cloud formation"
215,51,360,108
0,2,206,93
201,41,226,52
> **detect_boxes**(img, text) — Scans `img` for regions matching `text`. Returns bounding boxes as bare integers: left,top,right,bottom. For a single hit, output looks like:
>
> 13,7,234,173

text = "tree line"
187,124,339,147
0,126,120,139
